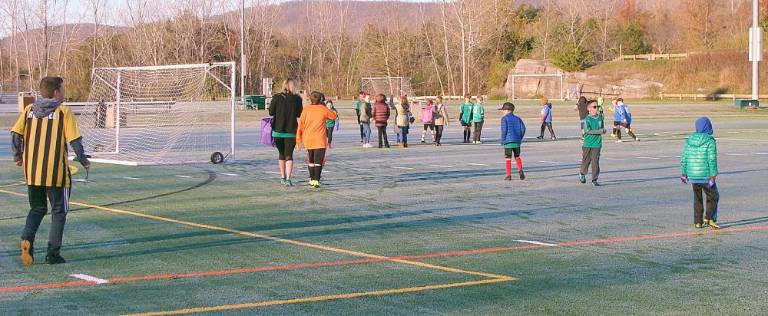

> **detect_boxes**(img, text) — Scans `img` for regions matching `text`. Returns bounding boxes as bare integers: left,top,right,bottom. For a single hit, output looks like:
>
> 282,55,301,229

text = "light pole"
240,0,246,105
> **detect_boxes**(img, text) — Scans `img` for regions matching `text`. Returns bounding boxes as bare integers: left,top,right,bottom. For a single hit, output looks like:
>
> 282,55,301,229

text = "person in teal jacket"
459,94,474,143
680,117,720,229
579,100,606,186
472,96,485,144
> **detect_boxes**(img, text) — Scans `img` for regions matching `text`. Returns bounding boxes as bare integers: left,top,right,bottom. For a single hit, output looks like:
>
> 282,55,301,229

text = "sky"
0,0,442,37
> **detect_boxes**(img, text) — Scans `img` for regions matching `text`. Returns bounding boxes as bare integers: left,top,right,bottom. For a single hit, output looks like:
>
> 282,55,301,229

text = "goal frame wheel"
210,152,225,164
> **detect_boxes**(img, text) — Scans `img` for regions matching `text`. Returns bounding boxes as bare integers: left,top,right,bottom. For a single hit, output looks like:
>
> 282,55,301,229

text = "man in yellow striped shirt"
11,77,90,265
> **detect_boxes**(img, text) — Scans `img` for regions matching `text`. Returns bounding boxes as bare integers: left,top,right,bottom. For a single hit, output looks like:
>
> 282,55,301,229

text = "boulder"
505,59,565,99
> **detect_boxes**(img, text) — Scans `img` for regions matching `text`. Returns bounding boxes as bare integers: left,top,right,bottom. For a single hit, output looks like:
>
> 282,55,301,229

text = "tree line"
0,0,764,101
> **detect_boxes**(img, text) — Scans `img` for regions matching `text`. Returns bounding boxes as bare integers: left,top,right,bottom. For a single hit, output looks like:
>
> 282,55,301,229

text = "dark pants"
435,125,445,144
462,122,471,143
22,185,69,256
275,137,296,161
580,147,601,181
327,127,334,145
504,147,521,158
693,183,719,224
540,122,555,138
473,121,484,142
377,126,390,148
399,126,409,145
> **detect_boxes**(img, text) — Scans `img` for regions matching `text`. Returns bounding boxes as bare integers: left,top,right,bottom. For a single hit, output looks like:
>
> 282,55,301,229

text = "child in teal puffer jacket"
680,117,719,229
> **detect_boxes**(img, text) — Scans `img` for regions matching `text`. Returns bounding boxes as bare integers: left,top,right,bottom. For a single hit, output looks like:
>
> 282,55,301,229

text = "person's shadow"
720,216,768,228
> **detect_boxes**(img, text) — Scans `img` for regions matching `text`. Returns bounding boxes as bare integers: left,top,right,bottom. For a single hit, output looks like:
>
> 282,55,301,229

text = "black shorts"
275,137,296,161
504,147,521,158
613,121,622,127
423,124,435,131
460,121,471,127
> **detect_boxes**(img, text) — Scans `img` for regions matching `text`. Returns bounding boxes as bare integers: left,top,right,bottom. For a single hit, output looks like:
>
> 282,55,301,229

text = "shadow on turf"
597,168,768,186
719,216,768,228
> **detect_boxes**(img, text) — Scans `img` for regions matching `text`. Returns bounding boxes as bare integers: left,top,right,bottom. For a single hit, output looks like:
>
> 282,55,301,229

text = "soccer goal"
77,62,236,166
360,76,415,97
508,73,565,100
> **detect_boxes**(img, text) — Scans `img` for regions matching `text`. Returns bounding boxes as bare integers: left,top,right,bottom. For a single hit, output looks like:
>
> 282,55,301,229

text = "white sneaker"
616,140,623,143
477,141,482,144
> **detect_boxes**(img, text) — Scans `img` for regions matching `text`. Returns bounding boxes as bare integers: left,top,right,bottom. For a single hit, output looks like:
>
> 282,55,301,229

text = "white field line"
175,175,192,179
725,153,747,156
121,177,142,180
755,152,768,155
70,274,109,284
432,165,453,168
603,158,626,161
391,166,414,170
220,173,239,176
538,160,559,164
264,171,280,175
514,240,558,247
468,163,488,166
635,156,661,160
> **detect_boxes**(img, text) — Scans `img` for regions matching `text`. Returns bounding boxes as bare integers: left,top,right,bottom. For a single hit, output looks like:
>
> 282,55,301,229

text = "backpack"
260,117,276,147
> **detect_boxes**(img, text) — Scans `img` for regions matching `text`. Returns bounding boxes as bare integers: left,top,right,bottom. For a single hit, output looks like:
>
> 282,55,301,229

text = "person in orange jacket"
297,91,338,188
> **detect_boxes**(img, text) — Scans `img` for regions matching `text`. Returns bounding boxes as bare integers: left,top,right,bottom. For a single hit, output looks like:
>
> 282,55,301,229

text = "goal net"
78,62,236,165
360,77,415,97
507,73,565,100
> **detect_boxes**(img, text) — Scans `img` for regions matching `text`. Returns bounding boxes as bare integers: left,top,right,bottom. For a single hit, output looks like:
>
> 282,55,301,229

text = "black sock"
309,166,317,181
317,165,323,181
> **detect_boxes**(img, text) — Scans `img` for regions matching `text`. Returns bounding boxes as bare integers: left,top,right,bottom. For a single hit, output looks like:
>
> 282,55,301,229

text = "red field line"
2,225,767,294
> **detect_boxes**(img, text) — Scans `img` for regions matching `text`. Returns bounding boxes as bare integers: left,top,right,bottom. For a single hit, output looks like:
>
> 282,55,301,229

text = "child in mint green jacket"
459,94,474,143
472,96,485,144
680,117,719,229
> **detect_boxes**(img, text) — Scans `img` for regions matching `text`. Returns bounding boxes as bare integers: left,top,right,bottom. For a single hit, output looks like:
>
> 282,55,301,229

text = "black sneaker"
519,171,526,180
579,174,587,184
44,253,66,265
592,181,601,187
504,175,512,181
536,136,544,140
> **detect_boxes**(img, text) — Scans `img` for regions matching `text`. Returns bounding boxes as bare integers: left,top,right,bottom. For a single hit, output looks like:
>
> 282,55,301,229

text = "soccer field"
1,102,768,315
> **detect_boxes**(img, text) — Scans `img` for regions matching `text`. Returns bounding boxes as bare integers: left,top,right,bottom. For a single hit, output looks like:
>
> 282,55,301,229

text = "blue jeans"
361,123,371,144
399,126,409,144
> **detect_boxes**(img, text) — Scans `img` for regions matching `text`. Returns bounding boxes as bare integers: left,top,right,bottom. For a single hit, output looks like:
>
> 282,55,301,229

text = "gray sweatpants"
21,185,69,256
580,147,601,182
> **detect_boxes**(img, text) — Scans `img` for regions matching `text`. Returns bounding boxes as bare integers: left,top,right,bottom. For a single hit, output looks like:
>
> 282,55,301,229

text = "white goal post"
78,62,236,166
360,76,415,97
508,73,565,100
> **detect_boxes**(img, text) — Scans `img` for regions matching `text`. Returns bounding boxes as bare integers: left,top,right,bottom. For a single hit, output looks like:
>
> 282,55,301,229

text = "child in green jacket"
459,94,474,143
579,100,606,186
680,117,720,229
472,96,485,144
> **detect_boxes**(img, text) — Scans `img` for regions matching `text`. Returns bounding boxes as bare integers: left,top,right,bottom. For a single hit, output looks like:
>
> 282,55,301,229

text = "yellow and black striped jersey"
11,105,81,188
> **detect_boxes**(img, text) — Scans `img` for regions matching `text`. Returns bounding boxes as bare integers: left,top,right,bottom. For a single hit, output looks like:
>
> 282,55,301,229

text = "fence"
615,53,689,61
659,92,768,101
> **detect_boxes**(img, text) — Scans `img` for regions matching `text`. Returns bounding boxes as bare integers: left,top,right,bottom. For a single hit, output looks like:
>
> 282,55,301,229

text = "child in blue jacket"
500,102,526,181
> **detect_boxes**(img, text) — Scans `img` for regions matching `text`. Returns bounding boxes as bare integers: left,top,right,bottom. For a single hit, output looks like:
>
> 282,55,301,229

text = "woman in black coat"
268,78,303,186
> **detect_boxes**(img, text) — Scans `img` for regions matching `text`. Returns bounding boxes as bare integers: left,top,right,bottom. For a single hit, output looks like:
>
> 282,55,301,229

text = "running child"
680,117,720,229
433,97,449,146
459,94,474,143
297,91,338,188
472,96,485,144
617,98,639,141
499,102,526,181
421,99,435,143
536,97,556,140
325,100,339,147
579,99,606,186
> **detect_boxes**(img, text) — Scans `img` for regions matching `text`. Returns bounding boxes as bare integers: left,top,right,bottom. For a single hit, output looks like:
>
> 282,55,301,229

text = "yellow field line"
123,277,513,316
0,181,23,188
0,189,512,280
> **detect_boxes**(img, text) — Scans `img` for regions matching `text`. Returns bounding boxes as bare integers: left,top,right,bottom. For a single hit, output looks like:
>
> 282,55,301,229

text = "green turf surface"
2,105,768,315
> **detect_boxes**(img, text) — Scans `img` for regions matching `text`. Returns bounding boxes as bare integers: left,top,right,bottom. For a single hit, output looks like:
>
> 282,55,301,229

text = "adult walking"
433,96,449,146
372,94,391,148
268,78,303,186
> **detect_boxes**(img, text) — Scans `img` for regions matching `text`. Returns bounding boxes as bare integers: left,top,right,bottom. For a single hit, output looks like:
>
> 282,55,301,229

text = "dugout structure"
360,77,414,97
78,62,236,165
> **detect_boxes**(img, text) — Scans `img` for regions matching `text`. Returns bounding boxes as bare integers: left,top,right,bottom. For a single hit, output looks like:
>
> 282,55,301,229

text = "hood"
695,117,713,135
32,98,62,118
686,132,713,147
